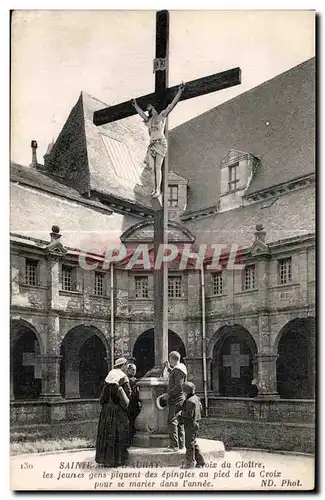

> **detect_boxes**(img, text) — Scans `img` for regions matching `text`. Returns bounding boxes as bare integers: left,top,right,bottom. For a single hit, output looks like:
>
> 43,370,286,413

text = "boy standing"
167,351,187,451
181,382,205,468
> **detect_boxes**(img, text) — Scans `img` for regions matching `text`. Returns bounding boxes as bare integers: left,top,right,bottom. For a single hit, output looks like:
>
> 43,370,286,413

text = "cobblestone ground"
10,446,315,491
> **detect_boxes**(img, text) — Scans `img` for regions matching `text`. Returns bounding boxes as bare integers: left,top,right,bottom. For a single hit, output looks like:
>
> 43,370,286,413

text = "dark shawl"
95,383,130,467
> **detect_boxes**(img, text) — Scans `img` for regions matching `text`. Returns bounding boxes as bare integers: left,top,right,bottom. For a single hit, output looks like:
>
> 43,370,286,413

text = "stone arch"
11,319,43,400
276,317,315,399
11,318,44,355
58,320,109,347
209,324,258,397
132,328,186,378
59,325,110,399
120,220,196,244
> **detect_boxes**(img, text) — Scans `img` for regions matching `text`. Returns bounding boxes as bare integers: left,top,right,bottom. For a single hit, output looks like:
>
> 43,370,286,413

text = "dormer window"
228,163,239,191
219,150,260,212
167,172,189,217
168,185,179,207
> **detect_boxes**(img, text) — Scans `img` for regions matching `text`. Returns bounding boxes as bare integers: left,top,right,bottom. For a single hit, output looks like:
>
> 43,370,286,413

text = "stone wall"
10,397,315,454
207,397,315,423
11,399,101,425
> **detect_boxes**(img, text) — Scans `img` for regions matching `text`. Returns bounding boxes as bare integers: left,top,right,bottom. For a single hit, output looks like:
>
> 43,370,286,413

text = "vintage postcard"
10,9,315,491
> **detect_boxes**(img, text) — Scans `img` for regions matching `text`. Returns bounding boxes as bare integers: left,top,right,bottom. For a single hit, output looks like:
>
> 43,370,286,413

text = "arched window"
276,318,315,399
132,329,186,378
12,323,42,400
210,325,257,397
60,326,109,399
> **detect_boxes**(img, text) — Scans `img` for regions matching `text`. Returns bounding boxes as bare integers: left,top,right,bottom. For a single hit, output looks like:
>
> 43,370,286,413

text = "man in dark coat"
126,363,141,445
167,351,187,451
181,382,205,469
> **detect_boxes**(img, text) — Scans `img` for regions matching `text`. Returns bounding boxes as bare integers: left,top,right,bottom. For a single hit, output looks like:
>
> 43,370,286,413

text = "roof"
169,57,315,214
10,174,140,250
10,162,113,214
45,91,152,209
184,184,315,249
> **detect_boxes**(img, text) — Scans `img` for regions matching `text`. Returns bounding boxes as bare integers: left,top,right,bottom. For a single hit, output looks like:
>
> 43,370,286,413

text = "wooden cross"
223,344,250,378
93,10,241,372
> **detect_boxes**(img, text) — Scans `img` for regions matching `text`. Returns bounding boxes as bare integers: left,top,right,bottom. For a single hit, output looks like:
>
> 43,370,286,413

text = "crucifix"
93,10,241,373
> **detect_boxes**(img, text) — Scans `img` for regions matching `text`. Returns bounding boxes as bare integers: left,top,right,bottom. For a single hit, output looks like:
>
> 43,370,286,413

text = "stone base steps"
127,439,226,467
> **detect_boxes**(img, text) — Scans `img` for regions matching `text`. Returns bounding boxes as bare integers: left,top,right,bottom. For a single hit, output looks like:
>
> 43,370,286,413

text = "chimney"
30,140,38,168
254,224,267,243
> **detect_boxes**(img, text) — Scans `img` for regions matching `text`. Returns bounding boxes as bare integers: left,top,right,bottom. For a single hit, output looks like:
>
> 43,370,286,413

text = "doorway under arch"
60,326,109,399
276,317,315,399
210,324,257,397
11,321,42,400
132,329,186,378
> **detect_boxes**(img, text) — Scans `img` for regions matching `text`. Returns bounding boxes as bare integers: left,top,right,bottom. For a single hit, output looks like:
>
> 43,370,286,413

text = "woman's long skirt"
95,402,130,467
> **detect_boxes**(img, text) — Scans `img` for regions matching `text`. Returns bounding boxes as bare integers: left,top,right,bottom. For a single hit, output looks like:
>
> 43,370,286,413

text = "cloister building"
10,58,315,450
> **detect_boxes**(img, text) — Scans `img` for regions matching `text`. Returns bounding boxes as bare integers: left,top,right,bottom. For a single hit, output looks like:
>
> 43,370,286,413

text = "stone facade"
10,58,315,448
10,218,315,426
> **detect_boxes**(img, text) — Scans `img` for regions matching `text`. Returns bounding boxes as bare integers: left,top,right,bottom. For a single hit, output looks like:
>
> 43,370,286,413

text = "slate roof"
169,58,315,214
44,91,152,209
184,184,315,249
82,92,154,206
10,162,113,214
11,58,315,252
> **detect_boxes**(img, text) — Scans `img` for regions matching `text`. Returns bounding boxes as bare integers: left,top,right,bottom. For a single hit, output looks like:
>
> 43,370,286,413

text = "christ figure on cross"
131,82,185,198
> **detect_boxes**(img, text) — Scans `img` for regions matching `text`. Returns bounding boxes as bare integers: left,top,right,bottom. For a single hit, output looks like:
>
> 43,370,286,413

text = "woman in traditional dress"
95,358,132,467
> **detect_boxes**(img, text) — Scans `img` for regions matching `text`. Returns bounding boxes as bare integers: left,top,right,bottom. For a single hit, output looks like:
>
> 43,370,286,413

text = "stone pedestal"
133,377,170,448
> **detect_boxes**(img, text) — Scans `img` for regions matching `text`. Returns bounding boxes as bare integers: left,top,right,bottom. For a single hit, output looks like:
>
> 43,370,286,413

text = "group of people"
95,351,205,469
95,358,141,468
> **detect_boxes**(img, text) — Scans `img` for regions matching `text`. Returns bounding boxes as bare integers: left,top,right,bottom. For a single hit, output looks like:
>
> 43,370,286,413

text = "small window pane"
135,277,149,298
168,276,181,298
168,185,179,207
212,272,223,295
228,163,239,191
62,266,72,291
278,258,292,285
244,265,256,290
25,260,37,286
95,272,104,296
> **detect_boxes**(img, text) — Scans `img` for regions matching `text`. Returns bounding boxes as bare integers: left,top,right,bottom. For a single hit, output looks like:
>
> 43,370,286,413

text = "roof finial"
45,225,67,257
255,223,266,243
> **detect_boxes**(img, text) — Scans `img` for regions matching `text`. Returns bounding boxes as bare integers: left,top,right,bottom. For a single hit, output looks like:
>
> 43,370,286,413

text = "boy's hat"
114,357,127,367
